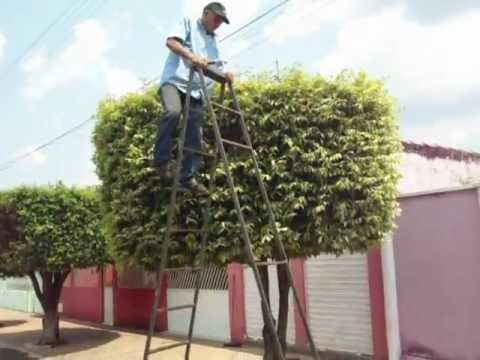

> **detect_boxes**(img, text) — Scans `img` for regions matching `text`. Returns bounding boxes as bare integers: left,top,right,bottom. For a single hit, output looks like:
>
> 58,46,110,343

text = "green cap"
204,2,230,24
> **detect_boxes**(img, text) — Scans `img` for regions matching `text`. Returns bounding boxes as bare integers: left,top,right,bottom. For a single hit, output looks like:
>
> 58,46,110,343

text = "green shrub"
93,69,401,270
0,184,108,274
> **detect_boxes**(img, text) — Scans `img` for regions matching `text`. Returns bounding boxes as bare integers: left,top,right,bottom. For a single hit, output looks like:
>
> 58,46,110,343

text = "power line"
0,1,329,173
0,1,113,173
0,0,89,82
226,0,338,63
0,116,95,172
219,0,290,43
226,0,332,61
221,0,316,46
0,75,161,173
48,0,109,58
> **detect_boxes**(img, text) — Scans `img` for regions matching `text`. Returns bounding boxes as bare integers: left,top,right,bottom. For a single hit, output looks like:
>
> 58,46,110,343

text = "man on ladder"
144,3,320,359
152,2,234,196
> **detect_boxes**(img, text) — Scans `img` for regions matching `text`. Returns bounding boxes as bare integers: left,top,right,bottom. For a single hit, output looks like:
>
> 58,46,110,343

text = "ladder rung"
221,138,252,150
165,187,190,193
246,260,289,267
171,228,204,234
164,266,202,272
165,187,209,195
211,102,242,116
183,146,215,158
149,341,190,355
158,304,195,313
203,66,227,83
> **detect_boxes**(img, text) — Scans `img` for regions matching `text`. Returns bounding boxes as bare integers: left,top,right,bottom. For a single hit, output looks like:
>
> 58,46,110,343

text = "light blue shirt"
161,18,223,100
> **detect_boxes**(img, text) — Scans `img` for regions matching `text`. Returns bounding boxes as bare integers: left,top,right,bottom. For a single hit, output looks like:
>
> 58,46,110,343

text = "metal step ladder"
143,66,319,360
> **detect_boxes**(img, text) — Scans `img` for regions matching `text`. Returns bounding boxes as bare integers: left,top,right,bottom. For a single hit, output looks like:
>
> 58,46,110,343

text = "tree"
0,206,19,276
93,69,401,359
0,184,109,345
0,206,19,328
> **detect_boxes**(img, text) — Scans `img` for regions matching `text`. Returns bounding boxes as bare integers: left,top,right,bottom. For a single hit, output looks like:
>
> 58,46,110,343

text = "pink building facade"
55,143,480,359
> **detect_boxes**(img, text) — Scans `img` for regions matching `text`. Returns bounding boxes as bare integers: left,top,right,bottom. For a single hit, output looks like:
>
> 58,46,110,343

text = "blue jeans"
154,84,204,185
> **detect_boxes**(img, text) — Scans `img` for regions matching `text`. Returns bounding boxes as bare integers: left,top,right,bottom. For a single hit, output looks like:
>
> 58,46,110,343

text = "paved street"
0,308,309,360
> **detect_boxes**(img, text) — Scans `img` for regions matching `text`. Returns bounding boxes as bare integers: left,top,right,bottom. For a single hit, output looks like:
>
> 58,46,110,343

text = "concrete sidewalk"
0,308,307,360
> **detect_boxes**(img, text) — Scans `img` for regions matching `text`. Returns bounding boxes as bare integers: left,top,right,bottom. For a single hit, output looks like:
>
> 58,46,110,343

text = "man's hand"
189,54,209,69
225,72,235,84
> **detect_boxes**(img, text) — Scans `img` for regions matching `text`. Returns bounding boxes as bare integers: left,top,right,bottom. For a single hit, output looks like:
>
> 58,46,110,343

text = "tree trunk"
277,262,290,356
41,308,60,345
259,265,288,360
29,270,69,346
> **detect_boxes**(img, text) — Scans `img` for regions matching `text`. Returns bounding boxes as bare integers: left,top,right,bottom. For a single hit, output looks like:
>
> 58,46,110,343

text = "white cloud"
21,20,140,99
223,0,368,63
260,0,479,45
101,61,142,96
263,0,355,44
403,115,480,152
316,6,480,101
0,32,6,60
14,146,48,168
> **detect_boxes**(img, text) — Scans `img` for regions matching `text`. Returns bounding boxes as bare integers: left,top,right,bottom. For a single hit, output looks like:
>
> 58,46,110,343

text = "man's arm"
166,38,209,69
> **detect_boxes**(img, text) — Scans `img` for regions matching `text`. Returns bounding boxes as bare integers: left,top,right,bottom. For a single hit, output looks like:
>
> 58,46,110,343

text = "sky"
1,0,479,189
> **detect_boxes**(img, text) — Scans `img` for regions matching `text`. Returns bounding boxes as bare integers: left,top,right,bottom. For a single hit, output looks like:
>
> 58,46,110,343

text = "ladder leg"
185,84,225,360
143,270,163,360
198,71,285,360
227,83,320,359
143,69,195,360
184,151,218,359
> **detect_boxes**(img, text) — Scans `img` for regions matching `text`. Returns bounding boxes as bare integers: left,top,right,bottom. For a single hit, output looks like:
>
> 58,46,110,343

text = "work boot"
180,179,209,197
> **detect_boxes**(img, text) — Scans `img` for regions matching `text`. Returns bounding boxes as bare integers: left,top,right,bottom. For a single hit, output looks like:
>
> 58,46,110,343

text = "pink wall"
394,188,480,359
112,268,168,331
60,266,175,331
290,259,309,348
368,248,388,360
61,268,104,323
228,263,246,345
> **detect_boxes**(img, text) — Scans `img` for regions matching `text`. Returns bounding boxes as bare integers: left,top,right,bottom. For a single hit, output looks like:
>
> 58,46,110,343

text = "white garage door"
244,266,295,345
306,254,373,355
167,289,230,342
166,266,230,342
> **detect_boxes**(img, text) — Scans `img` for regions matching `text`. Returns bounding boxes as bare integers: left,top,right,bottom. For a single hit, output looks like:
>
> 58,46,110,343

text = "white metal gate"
306,254,373,355
166,266,230,342
244,266,295,344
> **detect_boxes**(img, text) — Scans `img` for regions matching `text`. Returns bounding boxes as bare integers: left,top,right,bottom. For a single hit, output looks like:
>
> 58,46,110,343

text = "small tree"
0,206,19,328
0,184,108,345
93,69,401,358
0,206,19,276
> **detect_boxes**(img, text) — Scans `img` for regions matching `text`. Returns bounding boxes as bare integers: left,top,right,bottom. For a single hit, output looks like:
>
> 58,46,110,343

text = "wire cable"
48,0,109,57
226,0,338,63
0,116,95,172
219,0,290,43
0,0,89,81
0,72,162,173
0,0,332,173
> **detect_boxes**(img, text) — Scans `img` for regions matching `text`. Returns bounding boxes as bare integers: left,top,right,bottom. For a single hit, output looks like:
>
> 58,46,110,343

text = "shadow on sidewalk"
0,347,38,360
0,327,120,357
0,320,27,328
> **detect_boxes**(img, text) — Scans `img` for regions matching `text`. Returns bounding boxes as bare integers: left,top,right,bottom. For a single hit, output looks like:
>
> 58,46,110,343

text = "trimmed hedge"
93,70,401,270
